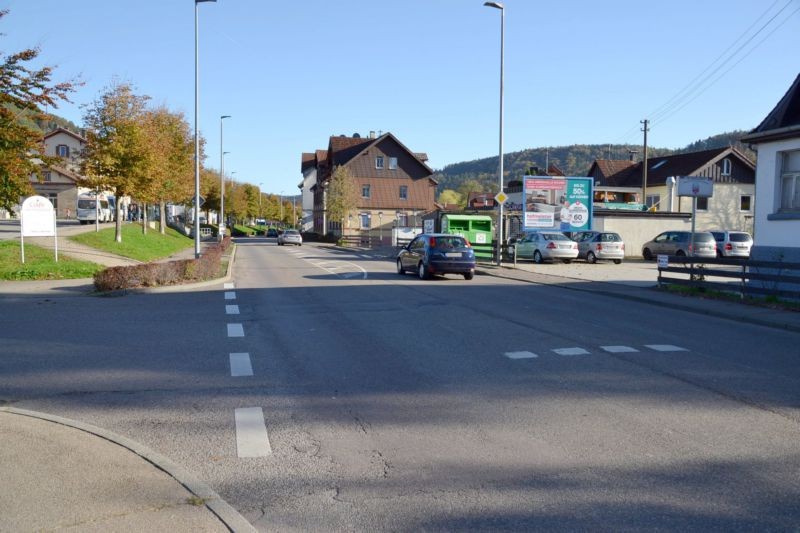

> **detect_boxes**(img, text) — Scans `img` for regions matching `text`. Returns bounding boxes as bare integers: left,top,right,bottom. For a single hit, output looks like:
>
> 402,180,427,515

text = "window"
740,195,752,211
43,171,52,182
645,194,660,210
696,197,708,211
362,184,371,198
399,185,408,200
56,145,69,158
780,150,800,211
359,213,371,229
721,158,732,176
375,156,384,169
397,213,408,227
389,157,398,170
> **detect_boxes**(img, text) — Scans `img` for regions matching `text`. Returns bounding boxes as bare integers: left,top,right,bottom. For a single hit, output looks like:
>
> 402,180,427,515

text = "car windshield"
433,236,467,249
693,233,714,242
285,230,299,235
600,233,621,242
729,233,751,242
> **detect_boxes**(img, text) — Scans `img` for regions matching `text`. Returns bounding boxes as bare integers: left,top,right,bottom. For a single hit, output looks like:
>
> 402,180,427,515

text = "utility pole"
641,119,650,210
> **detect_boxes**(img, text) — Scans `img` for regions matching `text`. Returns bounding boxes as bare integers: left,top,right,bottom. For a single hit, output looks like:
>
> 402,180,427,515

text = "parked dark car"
266,228,278,238
642,231,716,259
397,233,476,280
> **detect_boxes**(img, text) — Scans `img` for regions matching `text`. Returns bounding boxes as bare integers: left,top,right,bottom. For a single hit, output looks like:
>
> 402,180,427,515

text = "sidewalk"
0,407,255,532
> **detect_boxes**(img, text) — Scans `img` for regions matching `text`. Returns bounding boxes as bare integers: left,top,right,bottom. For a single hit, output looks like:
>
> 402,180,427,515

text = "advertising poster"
523,177,593,232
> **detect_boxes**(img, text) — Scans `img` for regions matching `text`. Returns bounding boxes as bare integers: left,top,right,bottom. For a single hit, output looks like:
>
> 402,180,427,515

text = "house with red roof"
303,132,437,240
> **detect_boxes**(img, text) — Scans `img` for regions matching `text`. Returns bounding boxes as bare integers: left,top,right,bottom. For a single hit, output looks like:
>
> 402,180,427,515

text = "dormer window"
56,145,70,158
375,156,384,169
721,158,732,176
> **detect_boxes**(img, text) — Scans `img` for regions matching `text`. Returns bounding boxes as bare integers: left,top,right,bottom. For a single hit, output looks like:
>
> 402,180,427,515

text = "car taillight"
547,242,556,249
596,243,603,251
429,237,436,247
621,243,625,251
725,243,732,251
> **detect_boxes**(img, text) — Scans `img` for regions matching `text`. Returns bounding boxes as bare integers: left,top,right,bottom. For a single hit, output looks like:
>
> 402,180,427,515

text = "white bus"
76,193,113,224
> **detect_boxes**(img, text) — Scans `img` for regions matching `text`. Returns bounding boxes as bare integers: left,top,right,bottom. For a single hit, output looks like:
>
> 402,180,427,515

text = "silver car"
710,230,752,258
515,231,578,264
642,231,716,259
572,231,625,264
277,229,302,246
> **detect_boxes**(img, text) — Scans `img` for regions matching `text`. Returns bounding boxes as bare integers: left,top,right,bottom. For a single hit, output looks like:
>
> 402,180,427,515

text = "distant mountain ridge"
434,130,754,193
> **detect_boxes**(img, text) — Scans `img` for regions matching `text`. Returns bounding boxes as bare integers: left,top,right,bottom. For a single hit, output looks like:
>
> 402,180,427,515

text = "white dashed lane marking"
229,353,253,377
235,407,272,457
227,323,244,337
601,346,639,353
646,344,688,352
226,305,240,315
224,291,236,300
505,351,539,359
553,347,590,356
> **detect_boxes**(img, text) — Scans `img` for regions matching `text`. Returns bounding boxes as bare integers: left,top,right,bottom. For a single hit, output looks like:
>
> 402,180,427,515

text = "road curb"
477,265,800,334
0,406,256,533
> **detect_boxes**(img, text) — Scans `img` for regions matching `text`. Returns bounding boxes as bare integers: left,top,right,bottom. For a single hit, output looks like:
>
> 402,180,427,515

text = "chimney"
628,150,639,162
369,131,376,139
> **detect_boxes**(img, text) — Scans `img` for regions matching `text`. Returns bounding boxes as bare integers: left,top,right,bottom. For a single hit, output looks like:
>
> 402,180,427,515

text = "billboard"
523,177,593,231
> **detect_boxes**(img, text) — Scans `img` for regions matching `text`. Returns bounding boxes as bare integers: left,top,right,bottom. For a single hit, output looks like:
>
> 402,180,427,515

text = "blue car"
397,233,476,280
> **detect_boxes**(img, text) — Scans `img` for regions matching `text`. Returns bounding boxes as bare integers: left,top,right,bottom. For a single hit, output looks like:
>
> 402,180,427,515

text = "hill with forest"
6,104,81,137
434,130,754,195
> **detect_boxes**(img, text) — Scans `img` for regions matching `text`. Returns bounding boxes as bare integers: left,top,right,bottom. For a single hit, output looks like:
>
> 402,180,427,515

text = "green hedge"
94,236,231,292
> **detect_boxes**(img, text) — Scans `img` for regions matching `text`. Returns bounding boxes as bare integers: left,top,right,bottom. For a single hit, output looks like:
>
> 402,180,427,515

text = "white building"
742,73,800,263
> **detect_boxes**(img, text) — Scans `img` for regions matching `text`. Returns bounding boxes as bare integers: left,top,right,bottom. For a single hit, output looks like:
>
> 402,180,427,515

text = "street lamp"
219,115,231,236
194,0,217,258
378,211,383,245
280,190,284,224
259,182,264,223
484,1,504,266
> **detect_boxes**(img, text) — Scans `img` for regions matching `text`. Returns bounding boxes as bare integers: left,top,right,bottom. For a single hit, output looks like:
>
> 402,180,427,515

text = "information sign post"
20,195,57,263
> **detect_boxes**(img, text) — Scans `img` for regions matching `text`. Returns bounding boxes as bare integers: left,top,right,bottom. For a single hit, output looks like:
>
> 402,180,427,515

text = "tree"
325,166,358,236
438,189,464,208
81,81,150,242
141,106,193,234
0,10,77,213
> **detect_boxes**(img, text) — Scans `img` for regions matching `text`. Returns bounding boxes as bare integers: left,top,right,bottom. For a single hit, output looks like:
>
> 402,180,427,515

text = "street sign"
193,196,206,207
677,176,713,198
494,191,508,205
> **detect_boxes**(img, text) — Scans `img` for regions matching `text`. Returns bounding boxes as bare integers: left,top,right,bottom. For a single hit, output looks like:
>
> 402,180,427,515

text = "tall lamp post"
219,115,231,236
259,182,264,223
484,1,504,266
280,190,284,224
194,0,217,258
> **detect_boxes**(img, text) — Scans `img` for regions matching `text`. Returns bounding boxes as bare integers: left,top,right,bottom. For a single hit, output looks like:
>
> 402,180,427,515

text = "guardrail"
657,256,800,300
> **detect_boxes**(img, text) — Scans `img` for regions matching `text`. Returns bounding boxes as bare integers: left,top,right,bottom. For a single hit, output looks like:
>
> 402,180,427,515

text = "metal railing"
657,256,800,300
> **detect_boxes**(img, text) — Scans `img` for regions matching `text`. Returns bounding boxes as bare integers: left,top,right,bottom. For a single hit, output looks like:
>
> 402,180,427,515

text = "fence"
657,256,800,301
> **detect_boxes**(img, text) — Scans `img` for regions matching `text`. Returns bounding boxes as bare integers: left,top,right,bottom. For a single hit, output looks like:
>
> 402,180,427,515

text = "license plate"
446,252,462,258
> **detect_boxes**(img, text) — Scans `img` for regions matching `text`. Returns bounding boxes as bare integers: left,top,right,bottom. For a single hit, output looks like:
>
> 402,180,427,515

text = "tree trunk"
115,201,122,243
159,201,166,234
141,202,148,235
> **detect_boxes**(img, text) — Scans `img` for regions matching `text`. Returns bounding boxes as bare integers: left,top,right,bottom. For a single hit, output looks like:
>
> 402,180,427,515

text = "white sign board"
676,176,713,198
19,195,58,263
423,219,435,234
657,255,669,269
21,196,56,236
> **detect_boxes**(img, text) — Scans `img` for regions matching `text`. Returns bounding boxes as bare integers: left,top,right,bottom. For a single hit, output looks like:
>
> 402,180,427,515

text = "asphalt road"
2,238,799,531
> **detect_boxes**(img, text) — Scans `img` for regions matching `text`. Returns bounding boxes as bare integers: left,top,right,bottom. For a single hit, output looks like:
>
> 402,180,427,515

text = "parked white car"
709,230,752,258
515,231,578,264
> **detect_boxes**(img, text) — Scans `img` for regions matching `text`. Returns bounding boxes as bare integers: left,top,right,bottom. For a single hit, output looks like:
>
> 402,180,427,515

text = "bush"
94,236,231,292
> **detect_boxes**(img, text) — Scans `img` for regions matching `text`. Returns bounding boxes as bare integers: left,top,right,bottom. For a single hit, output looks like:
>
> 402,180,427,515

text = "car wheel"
643,248,653,260
464,271,474,280
418,262,429,280
563,259,572,264
716,250,722,258
676,250,686,257
613,259,622,265
533,251,543,264
396,259,405,275
587,252,597,264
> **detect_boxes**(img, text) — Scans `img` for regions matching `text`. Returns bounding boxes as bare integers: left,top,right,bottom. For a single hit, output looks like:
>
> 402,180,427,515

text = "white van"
76,193,112,224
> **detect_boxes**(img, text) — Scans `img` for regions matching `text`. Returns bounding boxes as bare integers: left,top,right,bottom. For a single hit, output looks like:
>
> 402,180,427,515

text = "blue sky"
4,1,798,195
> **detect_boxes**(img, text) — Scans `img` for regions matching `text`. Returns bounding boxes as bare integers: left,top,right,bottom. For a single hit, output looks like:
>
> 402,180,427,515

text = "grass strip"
0,240,103,280
70,223,193,262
